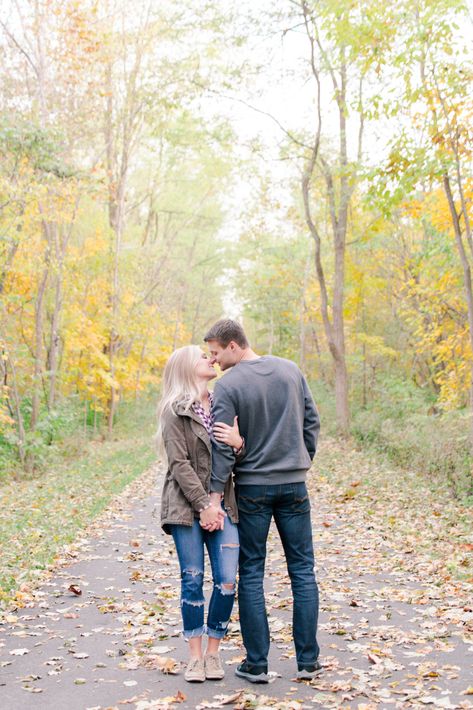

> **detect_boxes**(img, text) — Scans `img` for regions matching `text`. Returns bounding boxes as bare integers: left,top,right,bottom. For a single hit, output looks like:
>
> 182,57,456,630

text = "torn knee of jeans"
216,582,235,595
183,567,204,578
182,598,205,607
221,543,239,549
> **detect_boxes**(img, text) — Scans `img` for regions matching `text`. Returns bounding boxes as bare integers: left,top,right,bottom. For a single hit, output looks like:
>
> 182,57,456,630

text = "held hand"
213,416,243,450
199,503,226,532
206,492,226,531
203,517,225,532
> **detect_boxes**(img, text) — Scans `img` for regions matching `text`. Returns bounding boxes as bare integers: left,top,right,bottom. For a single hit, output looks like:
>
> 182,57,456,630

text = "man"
200,319,321,684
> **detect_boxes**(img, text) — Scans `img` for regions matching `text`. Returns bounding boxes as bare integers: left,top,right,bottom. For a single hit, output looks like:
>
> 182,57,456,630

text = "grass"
311,377,473,502
0,396,157,606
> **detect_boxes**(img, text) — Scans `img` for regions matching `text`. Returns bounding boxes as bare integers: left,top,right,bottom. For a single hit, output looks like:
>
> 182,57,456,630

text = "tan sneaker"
205,653,224,680
185,657,205,682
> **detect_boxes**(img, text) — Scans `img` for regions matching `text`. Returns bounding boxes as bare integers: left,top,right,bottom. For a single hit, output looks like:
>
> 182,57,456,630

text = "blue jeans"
170,516,239,639
236,482,319,668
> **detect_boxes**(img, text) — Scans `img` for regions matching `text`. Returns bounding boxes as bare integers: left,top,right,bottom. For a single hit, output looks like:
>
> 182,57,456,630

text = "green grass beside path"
0,431,156,607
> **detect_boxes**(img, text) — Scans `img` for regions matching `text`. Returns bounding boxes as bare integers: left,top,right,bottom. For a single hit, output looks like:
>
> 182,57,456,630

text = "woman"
156,345,243,683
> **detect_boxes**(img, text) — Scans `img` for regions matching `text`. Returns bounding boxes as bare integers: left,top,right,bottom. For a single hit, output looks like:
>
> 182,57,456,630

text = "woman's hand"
213,415,243,450
200,496,226,531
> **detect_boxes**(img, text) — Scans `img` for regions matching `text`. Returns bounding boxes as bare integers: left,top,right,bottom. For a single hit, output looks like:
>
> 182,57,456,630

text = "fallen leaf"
154,656,180,674
150,645,174,654
21,687,43,694
367,652,382,665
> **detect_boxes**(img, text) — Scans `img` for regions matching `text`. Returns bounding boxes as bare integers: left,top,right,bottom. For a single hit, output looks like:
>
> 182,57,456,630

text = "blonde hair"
155,345,203,458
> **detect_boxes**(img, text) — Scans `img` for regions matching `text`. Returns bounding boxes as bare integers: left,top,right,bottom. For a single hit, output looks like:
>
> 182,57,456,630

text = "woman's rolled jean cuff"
207,624,229,639
183,624,206,639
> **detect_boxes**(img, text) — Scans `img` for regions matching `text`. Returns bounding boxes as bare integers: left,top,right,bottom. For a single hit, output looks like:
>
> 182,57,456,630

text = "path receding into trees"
1,439,472,710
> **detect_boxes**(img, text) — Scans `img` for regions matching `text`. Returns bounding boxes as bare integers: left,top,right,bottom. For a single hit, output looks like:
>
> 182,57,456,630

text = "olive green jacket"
160,402,239,534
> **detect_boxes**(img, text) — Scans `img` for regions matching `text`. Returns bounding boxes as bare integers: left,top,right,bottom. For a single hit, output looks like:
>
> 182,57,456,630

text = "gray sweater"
210,355,320,492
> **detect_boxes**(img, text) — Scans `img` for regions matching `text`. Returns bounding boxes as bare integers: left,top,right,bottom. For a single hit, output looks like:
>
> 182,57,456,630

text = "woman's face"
194,350,217,381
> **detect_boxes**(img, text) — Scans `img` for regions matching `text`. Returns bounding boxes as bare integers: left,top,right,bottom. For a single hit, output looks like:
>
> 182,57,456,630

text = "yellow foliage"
425,190,455,237
400,198,423,219
0,385,14,430
354,333,398,360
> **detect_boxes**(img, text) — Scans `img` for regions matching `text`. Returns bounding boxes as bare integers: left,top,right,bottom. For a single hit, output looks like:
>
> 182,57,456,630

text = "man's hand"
200,495,226,532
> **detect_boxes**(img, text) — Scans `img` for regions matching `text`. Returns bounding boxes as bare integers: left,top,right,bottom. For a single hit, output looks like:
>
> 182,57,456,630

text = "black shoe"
296,661,323,679
235,660,269,684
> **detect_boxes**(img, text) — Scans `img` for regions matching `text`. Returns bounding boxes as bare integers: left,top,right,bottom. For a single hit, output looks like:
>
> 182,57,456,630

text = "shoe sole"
206,673,225,680
185,676,205,682
296,669,322,680
235,668,269,684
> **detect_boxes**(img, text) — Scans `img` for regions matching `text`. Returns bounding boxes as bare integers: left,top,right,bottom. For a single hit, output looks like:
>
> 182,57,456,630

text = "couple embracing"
156,319,321,684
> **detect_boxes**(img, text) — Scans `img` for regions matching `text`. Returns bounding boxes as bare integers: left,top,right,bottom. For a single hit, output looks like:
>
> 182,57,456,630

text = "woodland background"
1,0,473,600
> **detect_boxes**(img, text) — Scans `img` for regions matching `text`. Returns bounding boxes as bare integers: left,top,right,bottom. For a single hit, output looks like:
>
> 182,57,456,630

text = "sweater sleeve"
302,376,320,460
210,381,237,493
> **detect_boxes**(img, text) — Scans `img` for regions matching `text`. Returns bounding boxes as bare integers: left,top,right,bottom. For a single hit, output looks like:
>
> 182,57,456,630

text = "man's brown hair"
203,319,249,348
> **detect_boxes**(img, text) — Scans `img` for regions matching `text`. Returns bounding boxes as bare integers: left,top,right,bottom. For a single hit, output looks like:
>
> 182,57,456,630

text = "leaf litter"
0,439,472,708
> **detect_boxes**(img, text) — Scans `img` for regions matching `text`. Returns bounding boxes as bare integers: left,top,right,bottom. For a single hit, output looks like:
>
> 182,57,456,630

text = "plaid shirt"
192,392,214,436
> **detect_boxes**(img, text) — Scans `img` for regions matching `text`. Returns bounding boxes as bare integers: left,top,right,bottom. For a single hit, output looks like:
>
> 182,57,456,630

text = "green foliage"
0,117,75,178
350,377,472,499
0,397,157,604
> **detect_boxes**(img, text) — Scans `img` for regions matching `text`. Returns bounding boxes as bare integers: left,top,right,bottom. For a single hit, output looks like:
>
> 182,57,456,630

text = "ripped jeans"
170,516,239,639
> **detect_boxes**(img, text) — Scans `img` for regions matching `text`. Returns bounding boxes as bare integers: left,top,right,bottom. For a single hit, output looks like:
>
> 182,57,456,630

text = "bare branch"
0,19,40,79
190,80,311,151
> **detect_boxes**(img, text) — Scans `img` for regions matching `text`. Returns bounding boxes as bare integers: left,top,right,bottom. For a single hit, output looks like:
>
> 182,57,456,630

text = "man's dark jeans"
235,482,320,669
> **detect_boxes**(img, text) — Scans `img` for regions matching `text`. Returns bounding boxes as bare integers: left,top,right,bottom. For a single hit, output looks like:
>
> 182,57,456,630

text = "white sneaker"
184,657,205,682
205,653,224,680
296,661,323,679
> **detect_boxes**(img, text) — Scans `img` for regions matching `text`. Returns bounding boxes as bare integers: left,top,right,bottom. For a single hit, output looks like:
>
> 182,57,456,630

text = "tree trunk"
134,328,150,401
103,25,146,434
47,224,62,409
334,355,350,431
104,59,125,436
0,332,27,465
299,252,311,371
3,348,27,466
299,9,354,433
443,174,473,452
30,253,49,434
268,309,274,355
311,325,327,384
332,232,349,431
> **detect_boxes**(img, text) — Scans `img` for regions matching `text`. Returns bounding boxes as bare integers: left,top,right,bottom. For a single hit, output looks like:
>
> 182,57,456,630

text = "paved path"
1,448,472,709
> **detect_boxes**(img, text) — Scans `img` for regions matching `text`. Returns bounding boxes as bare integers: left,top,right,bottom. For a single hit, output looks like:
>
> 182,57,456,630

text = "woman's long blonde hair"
155,345,204,457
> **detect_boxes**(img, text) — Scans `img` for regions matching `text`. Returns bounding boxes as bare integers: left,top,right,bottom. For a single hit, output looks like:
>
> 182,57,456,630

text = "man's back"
211,355,320,489
203,321,322,680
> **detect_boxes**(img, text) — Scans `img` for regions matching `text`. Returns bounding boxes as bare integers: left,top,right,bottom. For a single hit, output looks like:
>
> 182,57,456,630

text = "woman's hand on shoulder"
213,415,243,450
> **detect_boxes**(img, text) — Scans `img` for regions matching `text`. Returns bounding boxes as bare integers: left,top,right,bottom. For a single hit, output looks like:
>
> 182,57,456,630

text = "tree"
379,0,473,448
277,0,394,432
